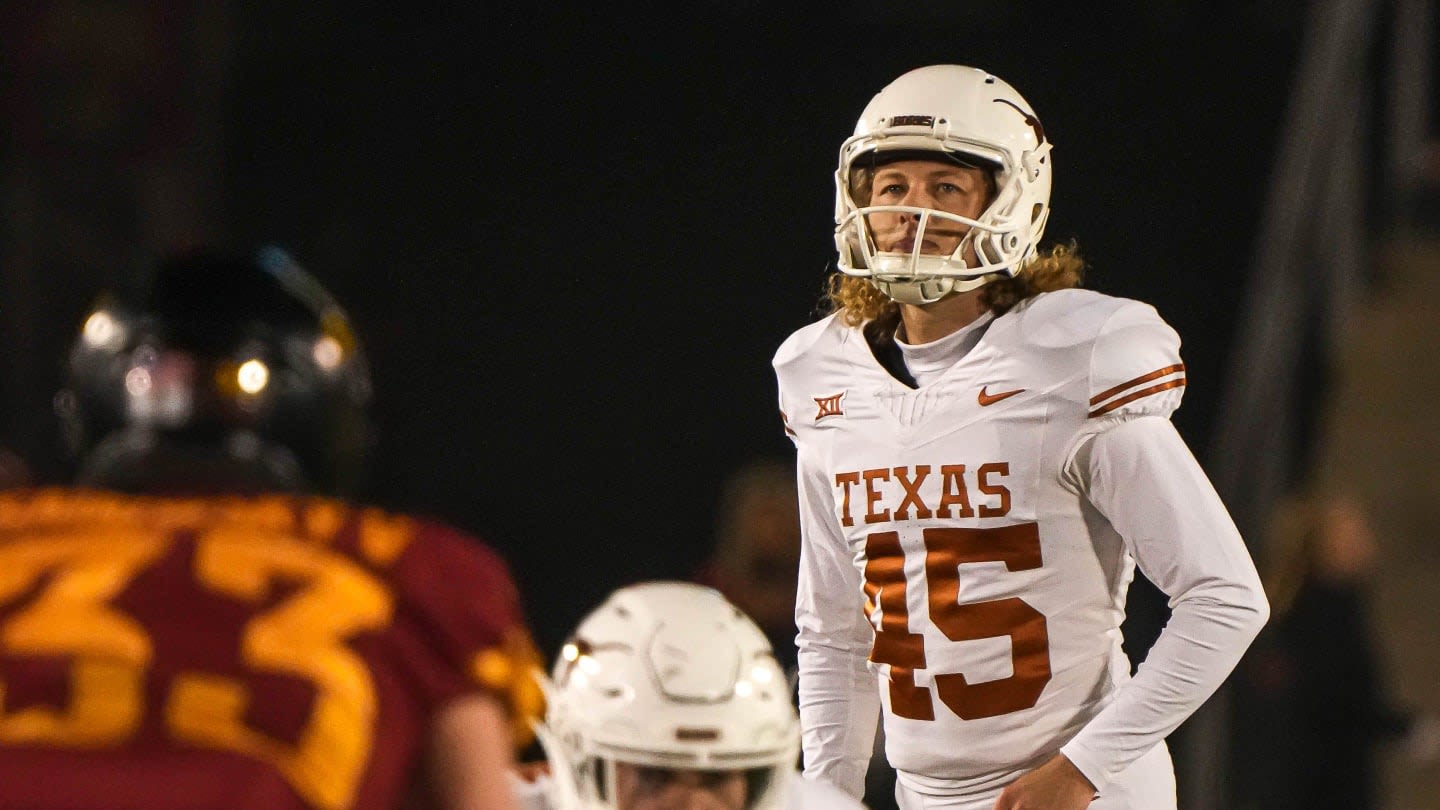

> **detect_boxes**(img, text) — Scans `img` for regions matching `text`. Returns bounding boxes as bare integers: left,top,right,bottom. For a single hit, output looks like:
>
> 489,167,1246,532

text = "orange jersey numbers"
0,532,167,745
863,523,1051,722
862,531,934,720
0,523,395,810
169,528,393,810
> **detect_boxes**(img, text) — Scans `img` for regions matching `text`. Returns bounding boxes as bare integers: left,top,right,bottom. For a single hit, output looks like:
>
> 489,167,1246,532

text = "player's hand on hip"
992,753,1096,810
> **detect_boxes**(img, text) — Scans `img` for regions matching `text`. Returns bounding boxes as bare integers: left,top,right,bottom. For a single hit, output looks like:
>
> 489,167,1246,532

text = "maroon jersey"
0,488,543,810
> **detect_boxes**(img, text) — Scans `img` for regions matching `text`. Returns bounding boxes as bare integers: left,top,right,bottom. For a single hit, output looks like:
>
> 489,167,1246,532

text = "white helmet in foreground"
835,64,1054,304
536,582,799,810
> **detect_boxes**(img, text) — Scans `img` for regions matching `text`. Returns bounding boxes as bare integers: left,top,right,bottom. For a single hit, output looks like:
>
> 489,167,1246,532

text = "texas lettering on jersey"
832,463,1012,526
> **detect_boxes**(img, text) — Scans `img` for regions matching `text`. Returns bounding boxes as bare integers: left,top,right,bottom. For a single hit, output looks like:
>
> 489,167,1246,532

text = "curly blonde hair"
824,241,1087,328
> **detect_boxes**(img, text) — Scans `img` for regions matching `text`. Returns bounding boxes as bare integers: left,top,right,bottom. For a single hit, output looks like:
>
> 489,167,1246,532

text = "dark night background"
2,3,1304,660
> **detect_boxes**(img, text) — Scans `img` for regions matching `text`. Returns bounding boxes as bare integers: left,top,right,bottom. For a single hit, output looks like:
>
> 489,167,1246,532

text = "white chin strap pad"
871,273,993,305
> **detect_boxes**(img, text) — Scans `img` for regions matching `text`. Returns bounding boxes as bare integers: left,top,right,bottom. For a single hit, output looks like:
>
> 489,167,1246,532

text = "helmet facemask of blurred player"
535,582,799,810
54,246,373,496
834,65,1054,305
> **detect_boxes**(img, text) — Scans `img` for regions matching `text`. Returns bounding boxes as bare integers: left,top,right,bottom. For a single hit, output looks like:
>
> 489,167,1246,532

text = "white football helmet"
536,582,798,810
835,64,1054,304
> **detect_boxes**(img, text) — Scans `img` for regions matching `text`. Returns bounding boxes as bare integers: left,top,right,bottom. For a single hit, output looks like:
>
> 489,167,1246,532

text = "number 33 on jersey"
0,489,543,810
774,289,1187,781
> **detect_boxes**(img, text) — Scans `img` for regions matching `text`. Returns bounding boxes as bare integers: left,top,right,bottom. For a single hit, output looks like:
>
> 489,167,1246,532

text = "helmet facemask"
540,743,784,810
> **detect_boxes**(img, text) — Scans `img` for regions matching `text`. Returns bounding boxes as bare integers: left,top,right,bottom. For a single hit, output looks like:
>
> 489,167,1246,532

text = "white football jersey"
774,288,1265,798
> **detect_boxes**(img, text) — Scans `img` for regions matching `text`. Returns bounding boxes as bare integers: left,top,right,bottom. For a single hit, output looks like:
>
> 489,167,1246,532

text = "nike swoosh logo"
978,386,1026,406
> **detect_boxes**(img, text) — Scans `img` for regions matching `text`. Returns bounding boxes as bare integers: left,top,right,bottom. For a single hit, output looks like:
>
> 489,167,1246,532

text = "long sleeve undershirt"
1056,415,1269,790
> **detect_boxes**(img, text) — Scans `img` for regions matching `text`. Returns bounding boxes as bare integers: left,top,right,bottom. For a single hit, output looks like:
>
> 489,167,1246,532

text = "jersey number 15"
863,524,1051,721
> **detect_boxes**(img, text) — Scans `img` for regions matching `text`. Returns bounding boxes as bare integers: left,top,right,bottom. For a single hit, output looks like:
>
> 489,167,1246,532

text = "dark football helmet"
54,246,373,495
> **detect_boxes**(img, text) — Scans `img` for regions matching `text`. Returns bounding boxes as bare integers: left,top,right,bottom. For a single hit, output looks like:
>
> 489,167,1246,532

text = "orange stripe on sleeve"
1089,363,1186,406
1088,379,1187,418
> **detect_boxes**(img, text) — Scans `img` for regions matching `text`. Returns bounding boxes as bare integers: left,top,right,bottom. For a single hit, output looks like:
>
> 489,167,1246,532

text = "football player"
0,247,542,810
518,581,866,810
771,66,1270,810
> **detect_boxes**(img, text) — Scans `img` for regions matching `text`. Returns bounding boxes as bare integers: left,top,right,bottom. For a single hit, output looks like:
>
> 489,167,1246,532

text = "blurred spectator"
699,459,803,679
1230,490,1440,809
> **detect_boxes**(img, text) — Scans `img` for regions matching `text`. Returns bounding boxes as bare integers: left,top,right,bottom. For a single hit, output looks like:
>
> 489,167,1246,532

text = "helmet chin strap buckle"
873,277,955,305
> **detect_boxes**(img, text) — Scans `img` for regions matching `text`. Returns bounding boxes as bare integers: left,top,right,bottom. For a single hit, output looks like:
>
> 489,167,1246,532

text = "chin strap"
871,272,995,305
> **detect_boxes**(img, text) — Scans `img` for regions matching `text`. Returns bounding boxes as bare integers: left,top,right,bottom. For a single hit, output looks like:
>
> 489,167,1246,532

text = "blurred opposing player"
772,66,1270,810
517,581,866,810
0,248,542,810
